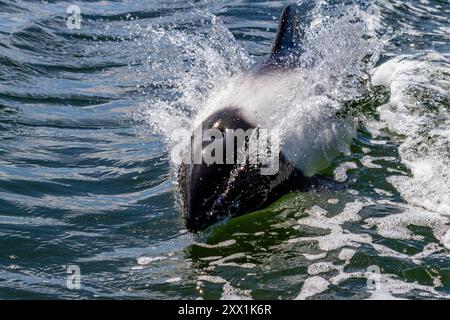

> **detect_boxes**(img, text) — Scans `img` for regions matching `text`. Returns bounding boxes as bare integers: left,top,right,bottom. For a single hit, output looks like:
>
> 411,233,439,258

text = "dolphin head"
178,108,300,232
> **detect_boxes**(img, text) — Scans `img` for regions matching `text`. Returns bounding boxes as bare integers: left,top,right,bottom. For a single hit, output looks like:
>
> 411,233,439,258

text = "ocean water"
0,0,449,299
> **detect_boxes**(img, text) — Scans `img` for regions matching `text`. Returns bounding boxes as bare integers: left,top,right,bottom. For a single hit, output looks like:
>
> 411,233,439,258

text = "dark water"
0,0,449,299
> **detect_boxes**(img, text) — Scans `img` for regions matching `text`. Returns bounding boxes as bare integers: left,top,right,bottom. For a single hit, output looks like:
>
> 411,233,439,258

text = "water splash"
134,5,382,177
132,14,251,147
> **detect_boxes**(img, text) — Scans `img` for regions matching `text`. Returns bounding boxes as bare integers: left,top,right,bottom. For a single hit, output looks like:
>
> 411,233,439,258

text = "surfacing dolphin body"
179,4,311,232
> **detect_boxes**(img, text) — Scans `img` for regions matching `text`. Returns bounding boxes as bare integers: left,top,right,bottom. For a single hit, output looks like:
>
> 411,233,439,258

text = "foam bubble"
165,277,182,283
338,248,356,261
334,162,358,182
221,283,252,300
193,239,237,248
365,206,448,242
137,256,166,265
366,275,448,300
303,253,327,261
307,262,336,275
442,231,450,251
198,275,227,284
209,253,256,269
374,189,393,197
295,276,330,300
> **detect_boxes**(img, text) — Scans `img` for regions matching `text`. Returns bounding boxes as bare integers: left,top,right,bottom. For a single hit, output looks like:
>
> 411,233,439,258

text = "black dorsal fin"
270,4,301,58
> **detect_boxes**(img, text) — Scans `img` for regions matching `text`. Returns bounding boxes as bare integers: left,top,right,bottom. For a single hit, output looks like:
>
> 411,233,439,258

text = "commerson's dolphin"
178,4,322,232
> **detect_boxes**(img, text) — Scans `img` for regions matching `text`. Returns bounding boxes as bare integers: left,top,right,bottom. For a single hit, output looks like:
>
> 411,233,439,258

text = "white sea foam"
303,253,327,261
366,207,448,242
221,282,252,300
327,199,340,205
137,256,167,265
292,201,371,251
442,231,450,251
307,262,337,275
193,239,237,248
292,195,450,299
370,55,450,250
338,248,356,261
334,161,358,182
165,277,182,283
295,276,330,300
198,275,227,284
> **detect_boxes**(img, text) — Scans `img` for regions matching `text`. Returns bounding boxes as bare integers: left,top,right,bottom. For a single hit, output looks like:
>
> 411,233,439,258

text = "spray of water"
133,5,381,179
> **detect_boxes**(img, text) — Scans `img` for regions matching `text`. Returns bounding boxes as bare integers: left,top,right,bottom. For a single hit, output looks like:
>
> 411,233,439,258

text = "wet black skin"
178,4,309,232
179,109,308,232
